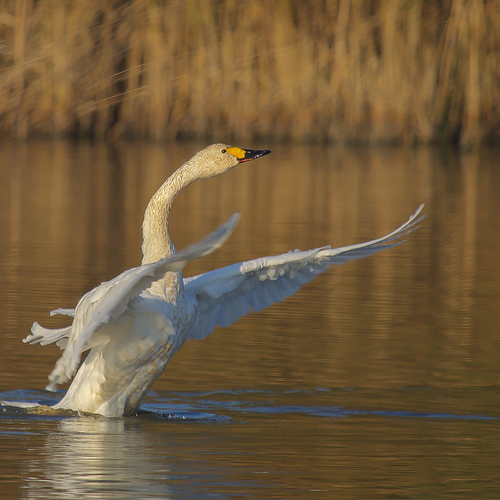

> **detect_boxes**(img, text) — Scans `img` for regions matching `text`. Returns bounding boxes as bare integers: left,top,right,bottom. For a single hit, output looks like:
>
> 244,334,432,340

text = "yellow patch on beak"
226,147,246,160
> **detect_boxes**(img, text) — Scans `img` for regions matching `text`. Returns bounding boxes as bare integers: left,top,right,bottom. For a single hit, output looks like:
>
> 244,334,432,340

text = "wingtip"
162,212,242,272
410,203,425,220
180,212,241,261
411,203,426,227
220,213,241,238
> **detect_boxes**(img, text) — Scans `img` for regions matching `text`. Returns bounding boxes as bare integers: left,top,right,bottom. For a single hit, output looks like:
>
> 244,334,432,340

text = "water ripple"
1,388,498,423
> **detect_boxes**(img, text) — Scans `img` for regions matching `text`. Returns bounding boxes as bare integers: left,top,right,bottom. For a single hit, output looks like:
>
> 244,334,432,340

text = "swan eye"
221,149,226,153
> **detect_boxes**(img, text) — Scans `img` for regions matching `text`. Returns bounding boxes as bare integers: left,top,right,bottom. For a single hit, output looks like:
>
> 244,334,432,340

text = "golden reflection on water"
1,141,500,499
2,391,500,499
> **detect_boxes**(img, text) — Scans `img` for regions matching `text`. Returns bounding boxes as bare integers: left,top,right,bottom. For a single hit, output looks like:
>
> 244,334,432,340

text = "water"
1,141,500,498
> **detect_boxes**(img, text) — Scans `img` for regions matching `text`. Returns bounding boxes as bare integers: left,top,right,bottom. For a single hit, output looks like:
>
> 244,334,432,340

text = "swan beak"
239,149,272,163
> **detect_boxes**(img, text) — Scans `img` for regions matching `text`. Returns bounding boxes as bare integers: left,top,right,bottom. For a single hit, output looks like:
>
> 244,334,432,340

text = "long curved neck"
141,161,201,264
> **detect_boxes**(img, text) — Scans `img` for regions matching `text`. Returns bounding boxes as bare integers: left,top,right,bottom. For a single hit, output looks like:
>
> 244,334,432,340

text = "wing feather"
185,205,424,340
24,214,240,389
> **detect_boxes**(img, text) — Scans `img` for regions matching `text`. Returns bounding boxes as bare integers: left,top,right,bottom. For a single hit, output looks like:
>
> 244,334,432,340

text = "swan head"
191,143,271,179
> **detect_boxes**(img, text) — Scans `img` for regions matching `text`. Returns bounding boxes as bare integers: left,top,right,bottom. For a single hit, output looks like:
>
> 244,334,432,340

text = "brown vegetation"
1,0,499,146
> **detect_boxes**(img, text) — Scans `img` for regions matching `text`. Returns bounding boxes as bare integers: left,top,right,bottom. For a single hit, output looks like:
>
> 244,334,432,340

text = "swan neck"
141,161,200,264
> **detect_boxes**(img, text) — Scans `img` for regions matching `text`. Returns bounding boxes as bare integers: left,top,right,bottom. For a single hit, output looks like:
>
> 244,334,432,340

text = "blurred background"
1,0,499,147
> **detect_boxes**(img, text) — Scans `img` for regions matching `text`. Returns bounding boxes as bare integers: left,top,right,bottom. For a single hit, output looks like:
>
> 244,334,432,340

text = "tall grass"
0,0,499,146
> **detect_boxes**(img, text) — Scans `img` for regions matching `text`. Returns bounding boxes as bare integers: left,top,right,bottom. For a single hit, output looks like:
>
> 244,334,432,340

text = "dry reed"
0,0,499,146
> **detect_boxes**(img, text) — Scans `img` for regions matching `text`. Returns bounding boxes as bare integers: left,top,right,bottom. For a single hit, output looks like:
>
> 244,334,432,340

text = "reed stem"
0,0,498,147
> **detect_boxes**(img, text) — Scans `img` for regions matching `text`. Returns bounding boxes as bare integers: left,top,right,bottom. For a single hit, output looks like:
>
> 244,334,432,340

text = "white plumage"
24,144,424,417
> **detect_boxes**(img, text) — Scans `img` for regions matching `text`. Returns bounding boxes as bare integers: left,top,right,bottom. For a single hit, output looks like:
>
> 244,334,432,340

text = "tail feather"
23,322,72,350
50,308,75,318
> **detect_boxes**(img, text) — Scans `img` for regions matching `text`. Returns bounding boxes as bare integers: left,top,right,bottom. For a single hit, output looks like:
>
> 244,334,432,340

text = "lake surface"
1,141,499,498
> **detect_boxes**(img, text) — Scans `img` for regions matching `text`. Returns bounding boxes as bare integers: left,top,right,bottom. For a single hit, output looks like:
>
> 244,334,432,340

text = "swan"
23,144,424,417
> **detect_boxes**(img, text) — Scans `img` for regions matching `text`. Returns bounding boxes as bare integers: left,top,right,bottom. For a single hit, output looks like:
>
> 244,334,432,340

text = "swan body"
24,143,424,417
25,213,240,416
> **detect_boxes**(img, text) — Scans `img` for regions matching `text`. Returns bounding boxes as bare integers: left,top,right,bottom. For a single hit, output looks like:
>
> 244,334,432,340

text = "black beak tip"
241,149,272,162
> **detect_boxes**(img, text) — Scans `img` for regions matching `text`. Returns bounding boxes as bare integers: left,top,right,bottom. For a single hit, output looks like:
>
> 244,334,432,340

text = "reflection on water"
22,418,165,500
1,141,500,498
2,388,500,499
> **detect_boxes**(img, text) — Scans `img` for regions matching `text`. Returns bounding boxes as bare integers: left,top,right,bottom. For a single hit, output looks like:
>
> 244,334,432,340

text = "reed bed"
1,0,499,146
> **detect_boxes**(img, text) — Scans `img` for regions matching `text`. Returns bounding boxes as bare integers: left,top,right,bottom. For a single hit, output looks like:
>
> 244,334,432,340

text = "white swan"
24,144,424,417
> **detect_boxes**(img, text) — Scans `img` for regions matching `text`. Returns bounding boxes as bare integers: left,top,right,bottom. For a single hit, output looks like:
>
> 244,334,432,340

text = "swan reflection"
23,418,171,499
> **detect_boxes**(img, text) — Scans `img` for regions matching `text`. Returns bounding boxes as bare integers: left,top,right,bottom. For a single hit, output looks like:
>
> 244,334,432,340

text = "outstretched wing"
185,205,424,340
23,214,240,388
